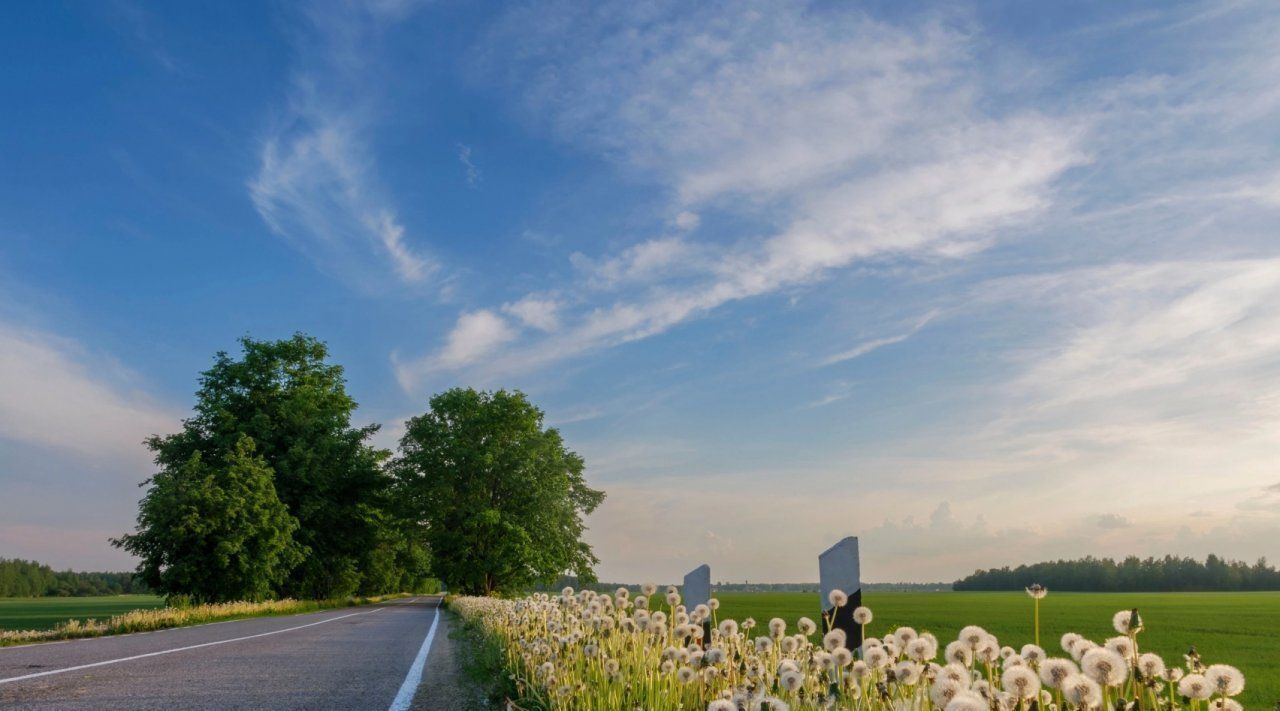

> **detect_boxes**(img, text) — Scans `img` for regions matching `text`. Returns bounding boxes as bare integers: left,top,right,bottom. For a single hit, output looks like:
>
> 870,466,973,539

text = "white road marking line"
0,607,385,685
387,601,441,711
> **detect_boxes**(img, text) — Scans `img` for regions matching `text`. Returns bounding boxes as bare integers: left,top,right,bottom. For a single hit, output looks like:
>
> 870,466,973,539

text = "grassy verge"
0,592,413,647
444,596,522,710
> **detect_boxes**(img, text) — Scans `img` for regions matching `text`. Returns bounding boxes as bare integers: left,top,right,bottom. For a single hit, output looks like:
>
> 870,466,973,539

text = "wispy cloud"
456,143,481,187
821,310,940,367
249,1,434,291
0,322,177,463
399,3,1086,388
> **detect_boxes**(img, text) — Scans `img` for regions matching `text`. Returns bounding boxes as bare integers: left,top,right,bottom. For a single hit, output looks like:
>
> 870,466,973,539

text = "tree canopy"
953,554,1280,592
395,388,605,595
115,334,431,601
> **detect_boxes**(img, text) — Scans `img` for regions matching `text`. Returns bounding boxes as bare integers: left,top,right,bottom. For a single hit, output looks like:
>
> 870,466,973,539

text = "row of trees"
953,554,1280,591
0,559,148,597
114,335,604,602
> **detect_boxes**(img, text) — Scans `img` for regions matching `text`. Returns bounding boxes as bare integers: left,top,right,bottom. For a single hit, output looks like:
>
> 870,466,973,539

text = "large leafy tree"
119,334,397,599
113,436,302,602
396,388,605,595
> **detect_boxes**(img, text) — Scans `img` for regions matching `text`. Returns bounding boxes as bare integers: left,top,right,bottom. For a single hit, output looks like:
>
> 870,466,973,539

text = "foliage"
954,554,1280,592
116,334,426,600
0,559,148,597
451,588,1250,711
395,388,605,595
113,436,304,602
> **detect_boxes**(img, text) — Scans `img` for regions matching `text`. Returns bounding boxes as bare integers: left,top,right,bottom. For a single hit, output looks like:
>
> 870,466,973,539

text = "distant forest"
954,554,1280,592
0,559,148,597
538,576,949,593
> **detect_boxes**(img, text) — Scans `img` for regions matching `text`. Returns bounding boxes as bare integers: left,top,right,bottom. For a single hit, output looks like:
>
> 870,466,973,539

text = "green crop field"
713,591,1277,709
0,595,165,632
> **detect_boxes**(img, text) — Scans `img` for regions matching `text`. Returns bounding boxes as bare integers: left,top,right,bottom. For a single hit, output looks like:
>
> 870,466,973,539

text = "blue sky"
3,0,1279,583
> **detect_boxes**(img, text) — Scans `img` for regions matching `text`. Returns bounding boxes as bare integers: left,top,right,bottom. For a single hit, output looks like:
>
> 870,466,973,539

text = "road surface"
0,596,477,710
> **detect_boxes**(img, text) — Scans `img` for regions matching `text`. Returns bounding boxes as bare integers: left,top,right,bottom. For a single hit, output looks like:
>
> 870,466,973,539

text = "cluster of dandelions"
449,587,1246,711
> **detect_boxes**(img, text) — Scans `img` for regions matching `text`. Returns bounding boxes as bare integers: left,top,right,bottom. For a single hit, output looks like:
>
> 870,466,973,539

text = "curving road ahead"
0,597,472,711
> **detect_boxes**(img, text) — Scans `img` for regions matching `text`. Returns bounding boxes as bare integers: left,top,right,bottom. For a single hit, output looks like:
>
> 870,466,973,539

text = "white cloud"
502,295,561,332
821,310,939,366
399,3,1085,383
395,309,515,387
0,323,177,463
249,1,434,290
457,143,481,187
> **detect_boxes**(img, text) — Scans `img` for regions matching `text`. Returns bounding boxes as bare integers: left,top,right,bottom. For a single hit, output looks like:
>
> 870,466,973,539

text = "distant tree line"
0,559,148,597
953,554,1280,592
537,576,949,594
113,334,602,602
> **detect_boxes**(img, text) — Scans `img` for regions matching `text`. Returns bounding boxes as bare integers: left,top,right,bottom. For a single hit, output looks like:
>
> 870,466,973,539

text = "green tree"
396,388,605,595
113,436,302,602
120,334,397,599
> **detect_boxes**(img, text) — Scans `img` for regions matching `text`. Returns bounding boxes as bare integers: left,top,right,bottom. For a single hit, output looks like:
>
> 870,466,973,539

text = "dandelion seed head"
769,617,787,637
707,700,736,711
1112,609,1138,634
853,606,873,625
677,666,696,683
1137,653,1165,679
1179,673,1212,700
1001,666,1041,699
1204,664,1245,696
641,583,657,596
1020,644,1045,663
895,660,923,685
1061,673,1102,708
826,589,849,609
1081,647,1128,686
823,629,846,652
1038,658,1077,689
1104,635,1134,659
945,691,989,711
931,678,966,707
780,669,804,692
797,617,817,635
1025,584,1047,599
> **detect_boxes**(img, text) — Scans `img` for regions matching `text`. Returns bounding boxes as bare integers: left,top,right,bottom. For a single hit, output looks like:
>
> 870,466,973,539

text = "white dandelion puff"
1204,664,1245,697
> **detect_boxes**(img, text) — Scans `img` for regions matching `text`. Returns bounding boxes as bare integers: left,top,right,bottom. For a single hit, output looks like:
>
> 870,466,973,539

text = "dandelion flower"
1136,652,1165,680
708,598,720,610
1001,666,1041,699
895,660,923,685
1081,648,1128,686
780,669,804,692
939,663,970,685
708,701,736,711
958,625,988,648
1039,658,1077,689
827,589,848,608
666,591,681,607
1025,584,1047,599
853,606,873,625
642,583,658,596
908,636,938,661
769,617,787,637
833,647,854,668
677,666,696,684
944,640,974,666
755,636,774,653
1019,644,1045,664
1104,635,1134,659
797,617,817,635
931,678,967,707
1179,673,1212,700
1204,664,1245,697
751,697,791,711
705,647,726,665
1209,700,1243,711
945,691,989,711
1060,632,1082,655
1112,609,1141,634
864,646,890,669
823,629,846,651
1061,673,1103,708
718,619,739,637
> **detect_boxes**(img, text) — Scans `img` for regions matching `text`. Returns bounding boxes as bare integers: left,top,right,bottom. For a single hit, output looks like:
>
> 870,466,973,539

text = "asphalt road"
0,596,477,711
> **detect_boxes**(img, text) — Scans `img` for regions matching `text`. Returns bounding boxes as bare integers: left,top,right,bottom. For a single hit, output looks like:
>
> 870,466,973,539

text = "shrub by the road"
450,587,1247,711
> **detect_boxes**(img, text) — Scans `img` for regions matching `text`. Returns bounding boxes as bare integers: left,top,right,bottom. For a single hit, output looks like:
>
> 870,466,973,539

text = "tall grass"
0,593,409,647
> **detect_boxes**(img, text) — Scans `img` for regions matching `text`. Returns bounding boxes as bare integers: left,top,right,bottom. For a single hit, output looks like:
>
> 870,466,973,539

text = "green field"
0,595,165,632
714,591,1276,709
